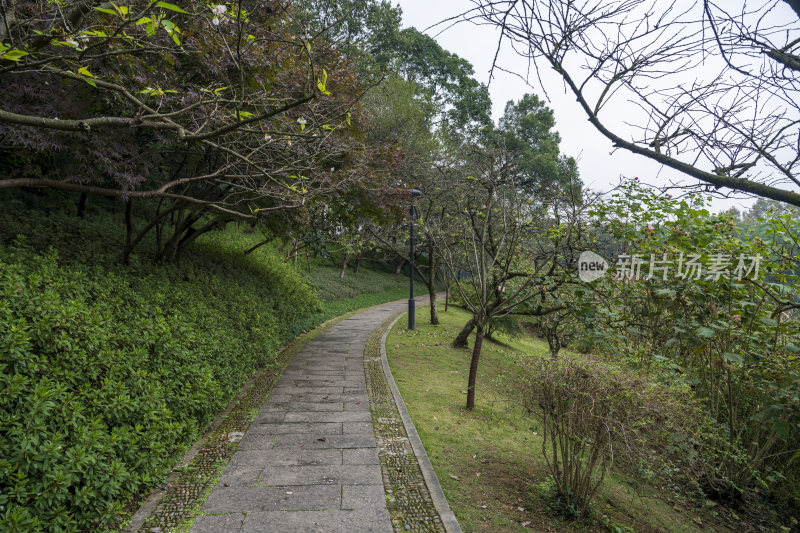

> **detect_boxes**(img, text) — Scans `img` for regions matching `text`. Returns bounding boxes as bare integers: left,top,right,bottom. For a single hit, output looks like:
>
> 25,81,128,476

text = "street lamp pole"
408,189,422,330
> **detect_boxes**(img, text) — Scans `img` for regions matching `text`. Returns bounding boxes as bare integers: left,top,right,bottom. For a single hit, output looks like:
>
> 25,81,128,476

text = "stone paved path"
190,300,415,533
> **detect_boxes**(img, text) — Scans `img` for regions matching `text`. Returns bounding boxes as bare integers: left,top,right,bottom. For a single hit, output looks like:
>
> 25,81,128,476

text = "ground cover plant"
0,192,421,531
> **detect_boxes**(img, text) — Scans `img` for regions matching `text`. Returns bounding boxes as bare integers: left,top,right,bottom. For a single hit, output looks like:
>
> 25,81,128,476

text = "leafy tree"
291,0,404,82
494,94,582,201
0,0,390,261
580,180,800,503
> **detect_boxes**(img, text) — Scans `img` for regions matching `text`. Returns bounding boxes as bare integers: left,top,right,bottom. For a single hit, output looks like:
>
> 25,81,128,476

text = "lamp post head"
409,189,422,198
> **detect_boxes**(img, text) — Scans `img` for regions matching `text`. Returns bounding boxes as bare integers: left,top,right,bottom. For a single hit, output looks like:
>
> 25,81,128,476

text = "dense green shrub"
0,239,317,531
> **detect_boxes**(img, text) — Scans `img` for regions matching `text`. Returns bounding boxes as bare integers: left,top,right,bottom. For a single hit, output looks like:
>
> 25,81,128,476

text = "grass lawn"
386,307,734,533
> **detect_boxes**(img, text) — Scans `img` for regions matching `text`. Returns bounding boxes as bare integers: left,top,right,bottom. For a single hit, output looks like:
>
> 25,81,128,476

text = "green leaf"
696,326,716,339
77,66,95,78
135,17,153,25
722,352,743,365
317,70,331,96
0,49,29,61
759,316,779,328
93,7,119,15
155,1,189,13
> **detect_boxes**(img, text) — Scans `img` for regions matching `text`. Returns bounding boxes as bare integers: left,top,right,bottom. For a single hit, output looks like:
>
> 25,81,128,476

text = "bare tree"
463,0,800,207
433,145,587,409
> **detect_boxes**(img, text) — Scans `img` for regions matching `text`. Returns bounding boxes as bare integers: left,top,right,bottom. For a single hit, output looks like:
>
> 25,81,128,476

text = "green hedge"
0,239,318,532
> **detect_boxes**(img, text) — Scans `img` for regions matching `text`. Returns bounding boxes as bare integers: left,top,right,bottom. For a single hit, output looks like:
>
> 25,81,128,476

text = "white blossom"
212,4,226,15
297,117,307,125
212,17,220,26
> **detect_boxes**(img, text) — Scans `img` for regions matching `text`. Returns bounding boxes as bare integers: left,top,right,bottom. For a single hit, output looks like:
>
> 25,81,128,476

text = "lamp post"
408,188,422,330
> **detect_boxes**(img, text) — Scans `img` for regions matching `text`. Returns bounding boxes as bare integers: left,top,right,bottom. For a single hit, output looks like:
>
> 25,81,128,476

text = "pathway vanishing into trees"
185,297,458,533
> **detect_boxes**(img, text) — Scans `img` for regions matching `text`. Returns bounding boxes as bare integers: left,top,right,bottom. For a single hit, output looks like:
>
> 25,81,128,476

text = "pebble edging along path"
129,297,459,533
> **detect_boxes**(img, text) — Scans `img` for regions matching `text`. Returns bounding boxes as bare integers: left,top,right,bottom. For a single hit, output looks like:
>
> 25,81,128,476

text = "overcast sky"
392,0,765,213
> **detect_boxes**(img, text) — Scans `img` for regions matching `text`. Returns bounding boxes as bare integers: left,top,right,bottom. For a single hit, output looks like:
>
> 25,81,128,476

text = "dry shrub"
521,358,719,516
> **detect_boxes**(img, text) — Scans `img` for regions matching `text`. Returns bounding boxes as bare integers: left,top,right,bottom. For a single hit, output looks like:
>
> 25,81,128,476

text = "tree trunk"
443,269,450,312
353,253,362,274
453,318,475,348
244,239,270,255
427,234,439,325
428,282,439,325
76,193,88,218
340,254,350,279
121,202,181,264
394,259,406,275
123,199,133,264
286,238,299,263
174,216,229,260
547,329,562,358
466,324,484,410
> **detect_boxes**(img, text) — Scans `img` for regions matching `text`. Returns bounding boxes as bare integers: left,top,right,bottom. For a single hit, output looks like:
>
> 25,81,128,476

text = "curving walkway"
189,298,439,533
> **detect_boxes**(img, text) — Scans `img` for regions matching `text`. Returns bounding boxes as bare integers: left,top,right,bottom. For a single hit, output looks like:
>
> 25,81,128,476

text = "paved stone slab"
203,484,341,512
343,448,380,465
284,411,372,423
291,392,368,403
262,449,343,467
191,513,244,533
272,433,376,449
248,422,342,435
240,509,392,533
342,421,373,435
253,411,285,424
237,432,278,451
257,465,382,486
342,484,385,509
281,401,346,412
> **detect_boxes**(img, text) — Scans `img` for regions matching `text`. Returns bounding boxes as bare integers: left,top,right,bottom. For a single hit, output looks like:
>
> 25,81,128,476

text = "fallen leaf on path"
449,474,461,481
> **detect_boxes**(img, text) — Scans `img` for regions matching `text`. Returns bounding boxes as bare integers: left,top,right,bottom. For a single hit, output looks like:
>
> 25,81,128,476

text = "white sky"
392,0,765,213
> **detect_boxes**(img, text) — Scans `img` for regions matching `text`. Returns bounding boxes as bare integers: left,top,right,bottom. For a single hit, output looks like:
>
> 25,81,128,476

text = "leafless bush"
520,358,723,515
521,359,630,515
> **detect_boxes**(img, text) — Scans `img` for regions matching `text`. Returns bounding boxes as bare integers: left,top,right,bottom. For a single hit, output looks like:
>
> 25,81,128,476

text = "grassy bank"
386,307,745,533
0,191,421,531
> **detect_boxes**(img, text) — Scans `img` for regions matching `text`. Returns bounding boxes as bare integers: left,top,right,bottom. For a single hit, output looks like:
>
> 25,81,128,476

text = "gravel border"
379,313,462,533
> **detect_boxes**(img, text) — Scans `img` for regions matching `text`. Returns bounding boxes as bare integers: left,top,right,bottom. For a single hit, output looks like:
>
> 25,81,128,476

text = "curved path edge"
379,312,462,533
